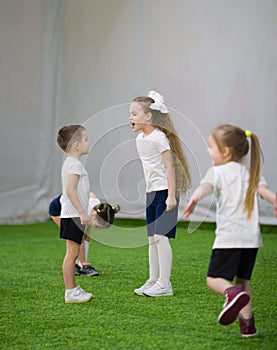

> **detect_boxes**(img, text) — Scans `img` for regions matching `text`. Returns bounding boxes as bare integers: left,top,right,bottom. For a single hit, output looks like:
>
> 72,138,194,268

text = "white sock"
155,234,172,283
84,240,90,262
75,258,82,268
148,236,159,281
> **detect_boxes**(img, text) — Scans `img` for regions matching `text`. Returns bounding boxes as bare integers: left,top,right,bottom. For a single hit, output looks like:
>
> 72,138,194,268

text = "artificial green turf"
0,220,276,350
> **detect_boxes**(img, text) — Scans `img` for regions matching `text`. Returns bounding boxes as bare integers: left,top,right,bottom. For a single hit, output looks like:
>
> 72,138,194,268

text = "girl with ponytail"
184,124,276,337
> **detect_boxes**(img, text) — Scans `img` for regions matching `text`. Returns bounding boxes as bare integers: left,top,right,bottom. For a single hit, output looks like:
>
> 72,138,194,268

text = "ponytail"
212,124,263,220
244,133,263,219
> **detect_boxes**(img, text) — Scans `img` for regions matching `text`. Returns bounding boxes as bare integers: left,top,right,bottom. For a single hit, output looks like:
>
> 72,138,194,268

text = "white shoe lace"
75,286,91,297
143,280,155,288
135,280,155,292
154,280,171,289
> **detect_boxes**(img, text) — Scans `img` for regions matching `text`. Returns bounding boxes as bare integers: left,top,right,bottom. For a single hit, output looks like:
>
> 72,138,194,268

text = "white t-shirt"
136,128,171,193
201,162,265,249
59,196,100,215
88,197,101,214
60,156,90,218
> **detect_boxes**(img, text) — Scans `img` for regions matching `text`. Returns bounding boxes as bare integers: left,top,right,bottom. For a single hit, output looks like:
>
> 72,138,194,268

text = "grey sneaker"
134,280,156,296
143,279,173,297
65,286,93,303
81,265,99,276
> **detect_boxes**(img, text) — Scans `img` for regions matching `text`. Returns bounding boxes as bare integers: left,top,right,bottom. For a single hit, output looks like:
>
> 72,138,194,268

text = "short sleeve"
201,167,215,186
155,131,170,154
68,160,85,176
259,175,267,186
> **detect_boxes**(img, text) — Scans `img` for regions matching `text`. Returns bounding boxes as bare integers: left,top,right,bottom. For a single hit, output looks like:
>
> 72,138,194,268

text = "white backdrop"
0,0,276,225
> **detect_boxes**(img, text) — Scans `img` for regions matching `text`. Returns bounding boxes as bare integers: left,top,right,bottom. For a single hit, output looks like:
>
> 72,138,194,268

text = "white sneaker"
134,279,156,296
143,279,173,297
65,286,93,303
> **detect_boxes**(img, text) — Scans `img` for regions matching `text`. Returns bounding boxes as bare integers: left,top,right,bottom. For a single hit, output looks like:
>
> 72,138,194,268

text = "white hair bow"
148,90,169,114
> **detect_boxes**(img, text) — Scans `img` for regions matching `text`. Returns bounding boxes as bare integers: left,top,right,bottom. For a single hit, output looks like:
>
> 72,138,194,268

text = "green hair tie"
245,130,252,137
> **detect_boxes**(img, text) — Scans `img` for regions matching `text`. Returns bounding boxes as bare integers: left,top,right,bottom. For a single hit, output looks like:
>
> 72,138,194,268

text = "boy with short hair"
57,124,92,303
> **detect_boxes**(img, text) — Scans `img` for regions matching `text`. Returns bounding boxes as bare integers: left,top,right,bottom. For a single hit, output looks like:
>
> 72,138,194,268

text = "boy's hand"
166,196,177,211
183,199,197,218
274,194,277,217
80,212,90,225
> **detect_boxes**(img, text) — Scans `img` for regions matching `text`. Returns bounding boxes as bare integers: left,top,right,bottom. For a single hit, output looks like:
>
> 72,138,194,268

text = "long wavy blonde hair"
133,96,191,195
211,124,262,219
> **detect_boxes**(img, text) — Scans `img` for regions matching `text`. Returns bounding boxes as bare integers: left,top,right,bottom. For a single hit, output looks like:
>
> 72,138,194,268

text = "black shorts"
207,248,259,281
60,217,85,244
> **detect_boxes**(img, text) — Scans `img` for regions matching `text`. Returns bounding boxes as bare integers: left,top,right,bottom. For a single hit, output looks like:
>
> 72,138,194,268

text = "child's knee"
206,276,213,289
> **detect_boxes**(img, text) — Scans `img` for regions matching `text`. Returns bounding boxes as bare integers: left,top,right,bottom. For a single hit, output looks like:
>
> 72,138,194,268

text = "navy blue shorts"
146,189,179,239
49,195,62,216
207,248,259,281
60,217,85,244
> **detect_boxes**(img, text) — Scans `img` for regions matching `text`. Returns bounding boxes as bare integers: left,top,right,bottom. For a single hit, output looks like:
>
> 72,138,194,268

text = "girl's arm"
66,173,90,225
162,150,177,211
184,183,213,218
258,184,277,217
